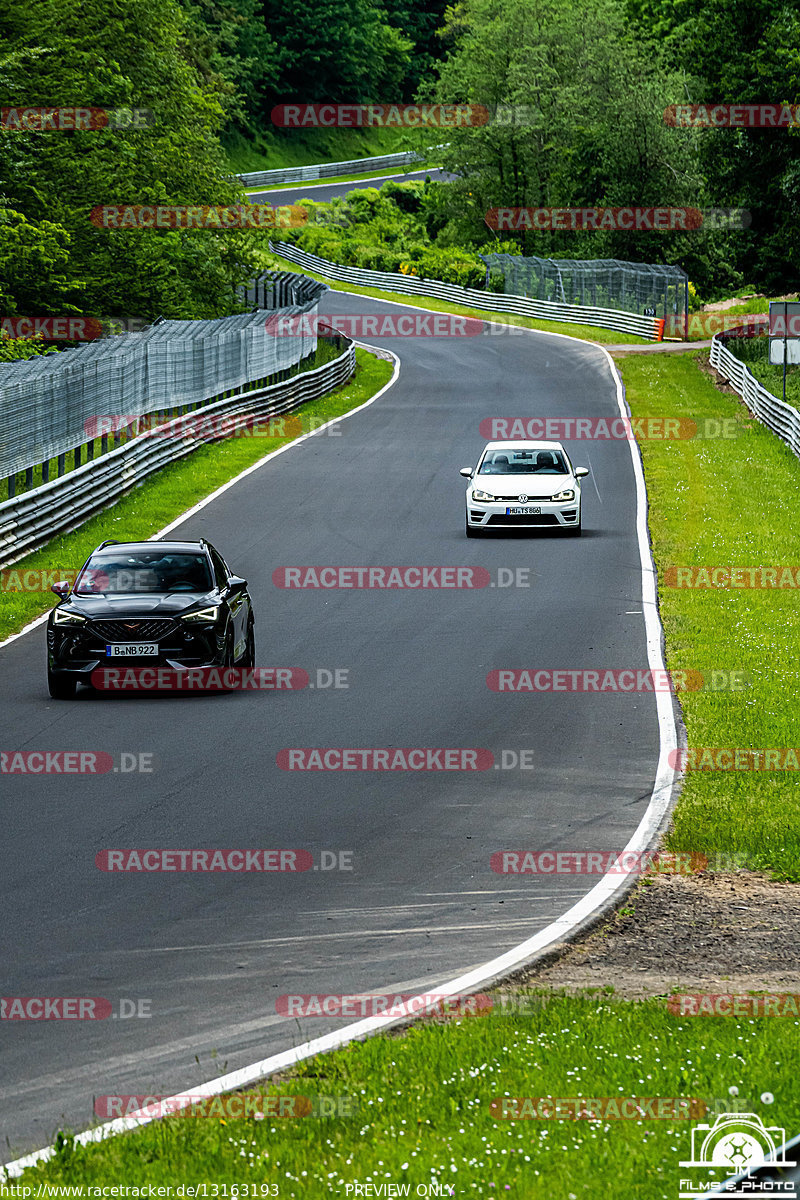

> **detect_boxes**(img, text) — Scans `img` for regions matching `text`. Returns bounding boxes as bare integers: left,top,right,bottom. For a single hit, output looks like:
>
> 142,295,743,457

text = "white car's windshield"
479,449,569,475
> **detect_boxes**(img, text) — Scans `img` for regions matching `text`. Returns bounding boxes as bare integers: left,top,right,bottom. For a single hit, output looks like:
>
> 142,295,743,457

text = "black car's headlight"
53,608,87,626
181,605,220,623
471,489,497,502
551,488,575,502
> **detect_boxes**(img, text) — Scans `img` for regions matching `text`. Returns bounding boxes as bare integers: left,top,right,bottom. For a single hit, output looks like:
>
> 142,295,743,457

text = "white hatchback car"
461,440,589,537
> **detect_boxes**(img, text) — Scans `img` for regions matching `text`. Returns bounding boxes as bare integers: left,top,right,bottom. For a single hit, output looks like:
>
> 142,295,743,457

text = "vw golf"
461,440,589,537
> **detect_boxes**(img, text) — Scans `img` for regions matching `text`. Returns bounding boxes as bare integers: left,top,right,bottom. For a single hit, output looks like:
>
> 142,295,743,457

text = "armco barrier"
0,338,355,569
710,327,800,460
268,241,661,339
239,151,428,189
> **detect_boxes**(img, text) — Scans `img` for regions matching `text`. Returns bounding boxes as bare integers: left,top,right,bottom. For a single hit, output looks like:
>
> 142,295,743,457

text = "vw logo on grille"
518,495,528,502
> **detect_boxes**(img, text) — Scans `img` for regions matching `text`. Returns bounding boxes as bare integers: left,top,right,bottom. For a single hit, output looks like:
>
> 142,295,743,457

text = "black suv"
47,539,255,699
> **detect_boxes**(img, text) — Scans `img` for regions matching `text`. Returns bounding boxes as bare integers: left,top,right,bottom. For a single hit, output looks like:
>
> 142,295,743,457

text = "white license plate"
506,506,541,515
106,643,159,657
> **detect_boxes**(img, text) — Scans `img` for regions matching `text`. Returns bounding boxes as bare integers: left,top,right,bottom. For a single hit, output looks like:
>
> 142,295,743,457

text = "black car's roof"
91,541,210,555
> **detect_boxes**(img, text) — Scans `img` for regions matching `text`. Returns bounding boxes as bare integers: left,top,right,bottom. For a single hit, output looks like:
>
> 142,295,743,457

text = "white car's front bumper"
466,496,581,529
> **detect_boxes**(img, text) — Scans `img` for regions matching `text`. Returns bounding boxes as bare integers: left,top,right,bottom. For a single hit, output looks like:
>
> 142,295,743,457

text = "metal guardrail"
710,326,800,460
0,337,355,570
239,150,428,189
268,241,662,339
0,273,327,484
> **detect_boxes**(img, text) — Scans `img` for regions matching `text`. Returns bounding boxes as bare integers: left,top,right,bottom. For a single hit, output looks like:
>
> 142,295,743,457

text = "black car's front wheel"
47,666,76,700
241,618,255,667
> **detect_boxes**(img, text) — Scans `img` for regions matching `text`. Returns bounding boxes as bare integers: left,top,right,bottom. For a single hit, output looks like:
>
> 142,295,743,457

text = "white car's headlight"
181,605,220,623
471,489,497,502
551,489,575,502
53,608,86,626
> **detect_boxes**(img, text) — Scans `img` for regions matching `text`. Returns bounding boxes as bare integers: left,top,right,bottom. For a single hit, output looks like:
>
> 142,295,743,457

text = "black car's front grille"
487,514,560,526
88,618,177,641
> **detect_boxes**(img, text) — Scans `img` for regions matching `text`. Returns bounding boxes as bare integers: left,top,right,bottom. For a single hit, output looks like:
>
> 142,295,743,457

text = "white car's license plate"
106,643,159,657
507,506,541,515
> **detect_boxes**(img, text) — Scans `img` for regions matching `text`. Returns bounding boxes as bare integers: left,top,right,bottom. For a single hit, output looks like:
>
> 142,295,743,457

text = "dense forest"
1,0,798,327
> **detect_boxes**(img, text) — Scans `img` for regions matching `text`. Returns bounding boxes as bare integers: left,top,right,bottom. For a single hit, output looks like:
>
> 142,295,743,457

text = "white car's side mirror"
574,467,590,478
460,467,474,478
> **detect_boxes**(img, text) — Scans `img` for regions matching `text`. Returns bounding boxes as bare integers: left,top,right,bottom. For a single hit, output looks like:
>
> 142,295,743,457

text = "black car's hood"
65,591,219,618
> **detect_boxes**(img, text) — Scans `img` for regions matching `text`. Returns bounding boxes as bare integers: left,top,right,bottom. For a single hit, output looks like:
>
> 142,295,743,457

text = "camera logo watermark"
679,1111,795,1198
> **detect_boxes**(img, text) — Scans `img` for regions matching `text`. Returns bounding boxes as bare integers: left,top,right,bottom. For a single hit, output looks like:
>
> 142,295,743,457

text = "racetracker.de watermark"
0,317,107,340
0,106,154,130
276,992,493,1017
670,748,800,771
90,204,307,229
477,416,738,440
1,997,151,1019
271,102,490,127
485,207,750,231
667,993,800,1016
89,667,310,691
265,313,485,337
271,566,532,588
490,1096,706,1119
664,103,800,127
94,1093,356,1118
492,851,711,875
277,748,493,770
82,412,308,441
94,848,353,871
1,751,154,774
663,565,800,588
486,668,749,692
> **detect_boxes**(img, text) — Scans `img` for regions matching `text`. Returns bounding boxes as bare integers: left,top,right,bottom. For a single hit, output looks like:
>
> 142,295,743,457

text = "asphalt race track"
246,167,454,205
1,291,665,1157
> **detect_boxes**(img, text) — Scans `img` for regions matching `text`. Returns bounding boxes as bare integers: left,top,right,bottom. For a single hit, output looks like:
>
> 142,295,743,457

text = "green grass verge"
0,349,391,641
621,351,800,879
224,127,427,176
8,992,797,1198
266,251,650,346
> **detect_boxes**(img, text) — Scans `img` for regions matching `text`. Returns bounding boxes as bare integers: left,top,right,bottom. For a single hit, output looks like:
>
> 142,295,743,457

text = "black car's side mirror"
459,467,474,478
51,581,71,598
226,575,247,593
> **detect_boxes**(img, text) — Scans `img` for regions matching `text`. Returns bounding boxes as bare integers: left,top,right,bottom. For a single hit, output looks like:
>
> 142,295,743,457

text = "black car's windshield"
479,449,569,475
75,552,213,595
